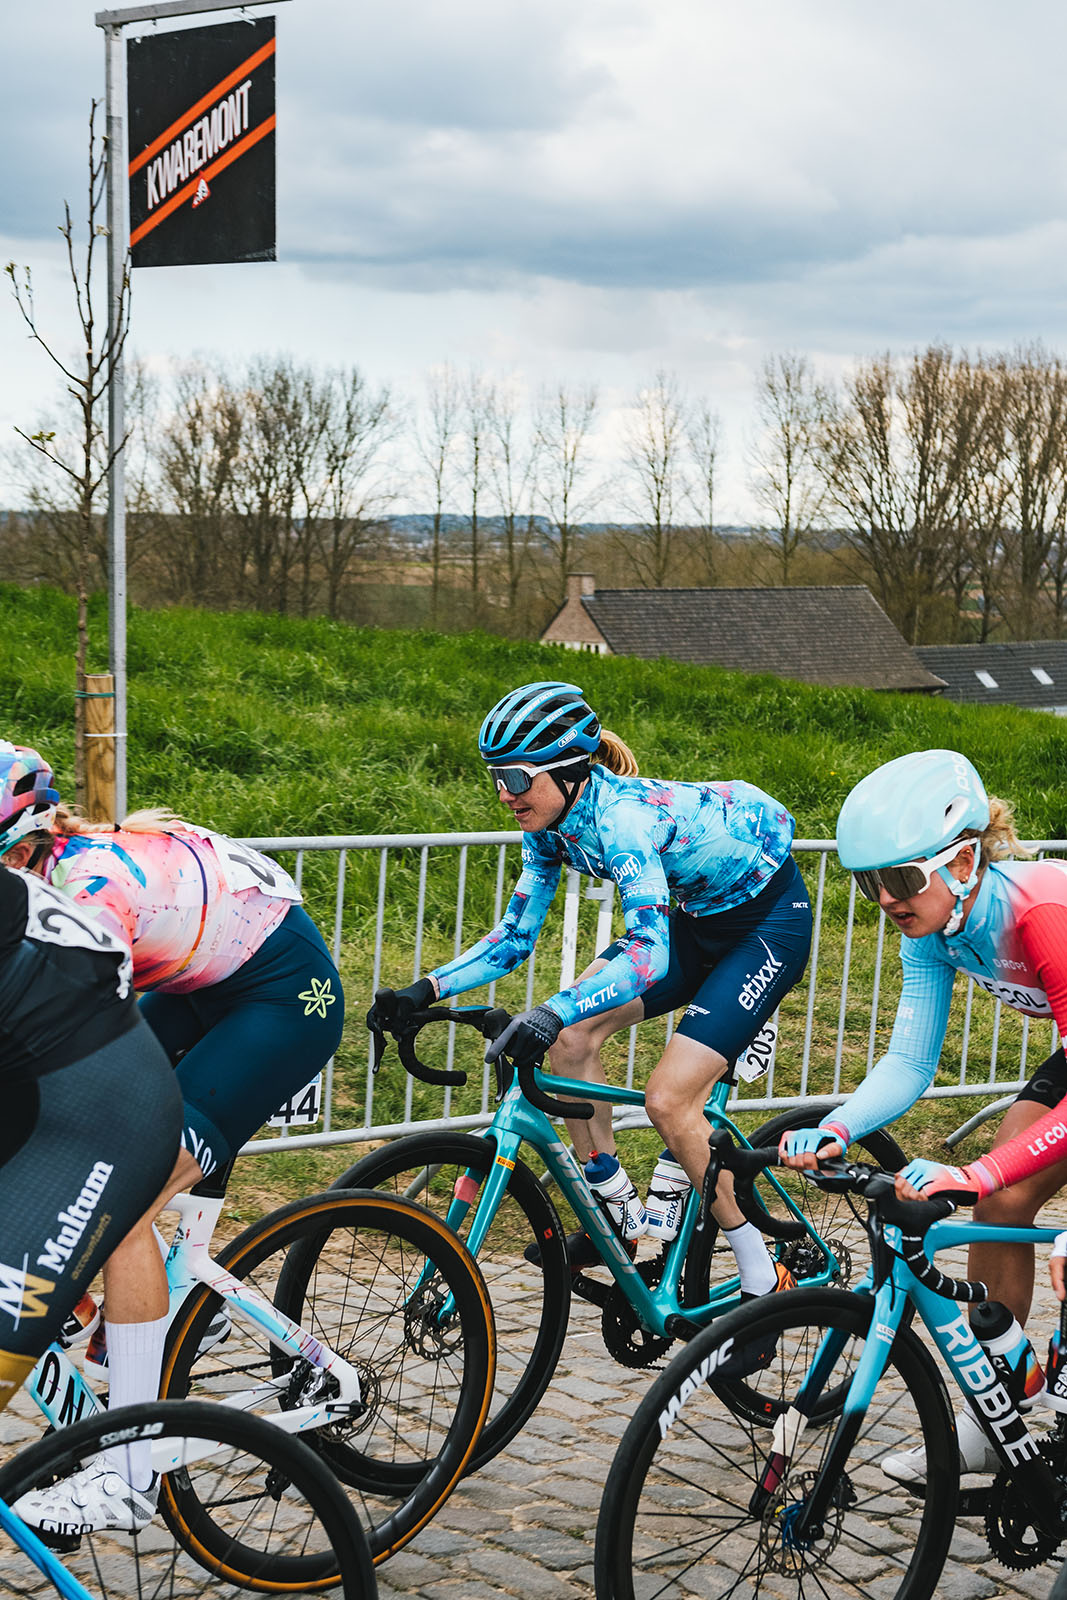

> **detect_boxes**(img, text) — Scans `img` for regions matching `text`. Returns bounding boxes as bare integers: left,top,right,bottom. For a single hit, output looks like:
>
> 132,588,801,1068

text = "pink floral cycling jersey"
43,827,300,992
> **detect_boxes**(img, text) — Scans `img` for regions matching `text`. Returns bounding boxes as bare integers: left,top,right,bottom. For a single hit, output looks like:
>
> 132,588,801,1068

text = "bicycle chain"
601,1253,673,1369
985,1436,1067,1569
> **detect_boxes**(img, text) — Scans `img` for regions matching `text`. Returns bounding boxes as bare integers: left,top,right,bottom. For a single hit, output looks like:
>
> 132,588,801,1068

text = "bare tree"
748,353,826,584
416,366,461,624
686,400,721,585
999,344,1067,635
312,367,396,619
535,383,599,606
156,360,243,602
488,378,539,621
616,370,689,588
5,100,131,803
462,368,494,621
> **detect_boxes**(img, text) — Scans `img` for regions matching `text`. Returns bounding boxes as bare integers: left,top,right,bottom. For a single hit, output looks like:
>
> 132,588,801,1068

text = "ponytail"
972,796,1034,861
596,730,639,776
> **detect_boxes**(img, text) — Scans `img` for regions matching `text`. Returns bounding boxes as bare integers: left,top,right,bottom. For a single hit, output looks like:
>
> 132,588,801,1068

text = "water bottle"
645,1149,690,1242
970,1300,1046,1406
584,1151,648,1241
1045,1300,1067,1413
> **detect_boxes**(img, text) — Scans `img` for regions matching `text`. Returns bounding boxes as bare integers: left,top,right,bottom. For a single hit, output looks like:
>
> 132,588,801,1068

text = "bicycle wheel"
335,1131,571,1472
0,1397,375,1597
682,1105,907,1305
160,1190,494,1566
595,1287,957,1600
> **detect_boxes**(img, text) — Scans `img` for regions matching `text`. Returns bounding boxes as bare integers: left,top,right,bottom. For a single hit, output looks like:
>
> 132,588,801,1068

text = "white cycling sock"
724,1223,777,1295
102,1315,169,1489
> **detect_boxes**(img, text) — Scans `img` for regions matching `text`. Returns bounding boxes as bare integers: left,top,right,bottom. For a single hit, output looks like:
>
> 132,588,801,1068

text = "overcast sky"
3,0,1067,519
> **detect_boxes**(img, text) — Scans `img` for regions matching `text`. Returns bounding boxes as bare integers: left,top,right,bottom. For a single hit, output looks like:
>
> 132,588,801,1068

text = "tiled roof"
567,586,944,691
914,642,1067,709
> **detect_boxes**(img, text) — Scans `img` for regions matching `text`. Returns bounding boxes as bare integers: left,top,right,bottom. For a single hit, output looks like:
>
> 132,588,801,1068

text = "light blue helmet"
478,682,601,766
836,750,989,869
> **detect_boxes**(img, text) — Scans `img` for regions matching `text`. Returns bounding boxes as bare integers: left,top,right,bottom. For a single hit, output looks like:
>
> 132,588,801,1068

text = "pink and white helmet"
0,741,61,857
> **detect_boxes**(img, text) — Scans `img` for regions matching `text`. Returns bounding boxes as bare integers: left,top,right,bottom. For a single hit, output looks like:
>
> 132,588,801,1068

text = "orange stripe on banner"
129,114,276,247
128,37,275,177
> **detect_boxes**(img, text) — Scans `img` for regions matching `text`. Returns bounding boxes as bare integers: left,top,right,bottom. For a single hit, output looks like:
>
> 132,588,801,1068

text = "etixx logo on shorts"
609,852,642,886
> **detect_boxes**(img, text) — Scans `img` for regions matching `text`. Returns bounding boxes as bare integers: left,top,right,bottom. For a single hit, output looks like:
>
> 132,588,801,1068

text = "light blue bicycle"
595,1132,1067,1600
0,1396,375,1596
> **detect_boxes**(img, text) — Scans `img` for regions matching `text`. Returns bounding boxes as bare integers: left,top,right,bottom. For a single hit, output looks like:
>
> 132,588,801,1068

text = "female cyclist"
0,740,344,1529
370,680,813,1298
0,855,183,1532
781,747,1067,1481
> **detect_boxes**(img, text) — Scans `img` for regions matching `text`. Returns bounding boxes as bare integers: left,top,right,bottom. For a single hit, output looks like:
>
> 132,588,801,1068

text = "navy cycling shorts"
598,856,813,1067
139,903,344,1177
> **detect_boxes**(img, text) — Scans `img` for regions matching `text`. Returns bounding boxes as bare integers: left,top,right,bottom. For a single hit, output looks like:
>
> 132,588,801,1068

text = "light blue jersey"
431,766,796,1027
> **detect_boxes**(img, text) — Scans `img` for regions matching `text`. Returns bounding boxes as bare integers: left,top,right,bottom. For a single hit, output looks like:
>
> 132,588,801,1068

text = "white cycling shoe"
881,1408,1000,1484
14,1461,159,1535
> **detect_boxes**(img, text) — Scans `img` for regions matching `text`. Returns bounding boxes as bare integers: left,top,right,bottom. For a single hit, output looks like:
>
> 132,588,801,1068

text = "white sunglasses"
852,838,979,903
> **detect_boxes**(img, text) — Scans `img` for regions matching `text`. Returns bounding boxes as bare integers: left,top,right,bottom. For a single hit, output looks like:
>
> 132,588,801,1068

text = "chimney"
567,573,595,603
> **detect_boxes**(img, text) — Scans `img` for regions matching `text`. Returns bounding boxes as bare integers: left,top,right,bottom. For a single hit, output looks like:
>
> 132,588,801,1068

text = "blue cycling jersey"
431,766,797,1027
823,858,1067,1143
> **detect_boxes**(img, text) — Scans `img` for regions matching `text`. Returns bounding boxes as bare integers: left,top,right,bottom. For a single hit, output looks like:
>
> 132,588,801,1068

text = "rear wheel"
336,1131,571,1471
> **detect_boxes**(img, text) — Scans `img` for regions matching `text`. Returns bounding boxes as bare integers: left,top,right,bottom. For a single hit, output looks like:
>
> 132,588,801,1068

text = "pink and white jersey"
45,826,300,993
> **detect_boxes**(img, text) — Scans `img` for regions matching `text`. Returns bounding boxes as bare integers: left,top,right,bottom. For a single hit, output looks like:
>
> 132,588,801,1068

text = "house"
914,642,1067,715
540,575,946,693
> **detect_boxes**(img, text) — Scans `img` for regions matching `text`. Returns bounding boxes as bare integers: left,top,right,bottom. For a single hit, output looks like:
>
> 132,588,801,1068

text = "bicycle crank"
602,1256,672,1369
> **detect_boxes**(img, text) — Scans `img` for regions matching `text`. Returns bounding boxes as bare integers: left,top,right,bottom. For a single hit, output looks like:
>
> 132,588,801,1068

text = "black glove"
484,1004,562,1068
366,976,437,1035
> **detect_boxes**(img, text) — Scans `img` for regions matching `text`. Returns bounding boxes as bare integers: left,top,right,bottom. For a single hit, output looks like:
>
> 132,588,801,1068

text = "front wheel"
682,1103,906,1304
595,1287,957,1600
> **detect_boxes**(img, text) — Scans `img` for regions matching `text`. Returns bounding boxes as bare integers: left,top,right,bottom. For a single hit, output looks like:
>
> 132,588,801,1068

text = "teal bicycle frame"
444,1064,845,1340
772,1217,1067,1543
0,1496,94,1599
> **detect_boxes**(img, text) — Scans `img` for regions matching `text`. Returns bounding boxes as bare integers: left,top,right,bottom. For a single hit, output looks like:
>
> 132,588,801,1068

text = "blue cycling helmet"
837,750,989,934
479,682,601,766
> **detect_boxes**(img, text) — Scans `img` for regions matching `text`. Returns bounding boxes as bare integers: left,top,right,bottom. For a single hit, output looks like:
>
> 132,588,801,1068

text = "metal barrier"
236,833,1066,1155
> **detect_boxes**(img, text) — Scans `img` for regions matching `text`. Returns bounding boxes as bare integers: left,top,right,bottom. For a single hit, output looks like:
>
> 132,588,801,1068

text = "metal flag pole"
95,0,287,816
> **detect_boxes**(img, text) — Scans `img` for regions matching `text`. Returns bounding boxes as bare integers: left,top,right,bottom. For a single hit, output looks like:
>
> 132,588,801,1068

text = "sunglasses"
852,838,979,904
486,755,588,795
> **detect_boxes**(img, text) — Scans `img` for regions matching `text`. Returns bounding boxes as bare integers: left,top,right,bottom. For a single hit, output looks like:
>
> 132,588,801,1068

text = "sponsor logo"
37,1163,114,1276
181,1127,215,1179
683,1003,710,1016
298,975,337,1018
1028,1121,1067,1159
144,81,252,212
609,852,642,885
0,1258,55,1327
577,981,618,1014
993,958,1026,971
875,1322,895,1343
100,1422,163,1448
936,1312,1039,1466
557,725,579,749
657,1340,737,1436
191,176,211,208
952,753,973,793
792,901,809,909
737,938,785,1012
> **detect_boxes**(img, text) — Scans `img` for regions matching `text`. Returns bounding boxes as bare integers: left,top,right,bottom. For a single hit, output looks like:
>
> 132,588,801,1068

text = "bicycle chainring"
985,1437,1067,1569
601,1254,673,1369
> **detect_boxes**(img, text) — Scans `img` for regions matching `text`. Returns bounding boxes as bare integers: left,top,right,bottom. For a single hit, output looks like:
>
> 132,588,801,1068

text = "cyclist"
370,680,813,1298
781,746,1067,1481
0,740,344,1529
0,855,183,1533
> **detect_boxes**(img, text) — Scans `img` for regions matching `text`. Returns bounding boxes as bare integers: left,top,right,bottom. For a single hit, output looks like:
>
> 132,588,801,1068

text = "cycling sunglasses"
486,754,589,795
852,837,979,904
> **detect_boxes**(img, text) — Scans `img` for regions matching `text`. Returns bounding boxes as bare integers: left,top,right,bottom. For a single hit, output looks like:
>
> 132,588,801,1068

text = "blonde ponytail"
974,796,1034,861
596,730,640,776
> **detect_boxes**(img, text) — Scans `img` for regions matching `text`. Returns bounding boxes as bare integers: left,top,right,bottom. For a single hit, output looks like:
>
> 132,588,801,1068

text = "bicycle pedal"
571,1271,612,1309
957,1486,991,1517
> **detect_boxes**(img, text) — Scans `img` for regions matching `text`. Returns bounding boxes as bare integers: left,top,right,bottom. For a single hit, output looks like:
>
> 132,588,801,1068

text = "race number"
268,1074,323,1127
735,1019,778,1082
190,829,300,901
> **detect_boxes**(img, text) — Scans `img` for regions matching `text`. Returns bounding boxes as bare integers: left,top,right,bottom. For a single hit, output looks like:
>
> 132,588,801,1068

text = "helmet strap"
939,842,982,937
548,762,590,828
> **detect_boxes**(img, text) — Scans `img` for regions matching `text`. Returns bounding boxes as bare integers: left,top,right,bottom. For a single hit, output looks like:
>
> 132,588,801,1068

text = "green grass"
5,581,1067,1211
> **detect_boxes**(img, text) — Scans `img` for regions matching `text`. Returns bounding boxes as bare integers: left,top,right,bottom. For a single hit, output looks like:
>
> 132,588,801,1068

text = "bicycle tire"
682,1103,906,1305
334,1131,571,1472
595,1287,957,1600
159,1189,494,1566
0,1397,376,1597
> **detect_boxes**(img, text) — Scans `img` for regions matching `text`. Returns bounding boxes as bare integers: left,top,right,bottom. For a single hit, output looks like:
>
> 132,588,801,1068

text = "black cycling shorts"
0,1018,182,1399
1016,1046,1067,1109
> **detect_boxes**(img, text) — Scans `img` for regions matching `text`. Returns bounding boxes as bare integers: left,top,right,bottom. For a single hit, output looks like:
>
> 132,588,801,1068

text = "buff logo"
144,81,251,212
37,1163,114,1276
657,1339,736,1437
578,982,618,1014
610,853,642,885
737,938,784,1012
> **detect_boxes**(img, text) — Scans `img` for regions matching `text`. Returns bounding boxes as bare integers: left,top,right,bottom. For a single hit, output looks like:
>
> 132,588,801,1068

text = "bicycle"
595,1131,1067,1600
339,1004,906,1472
0,1396,376,1596
18,1169,495,1577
